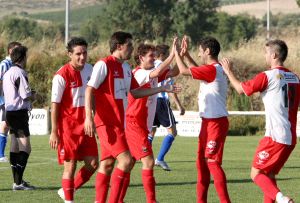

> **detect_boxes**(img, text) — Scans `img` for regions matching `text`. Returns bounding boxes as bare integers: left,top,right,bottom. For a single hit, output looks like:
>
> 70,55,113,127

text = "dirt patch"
219,0,300,18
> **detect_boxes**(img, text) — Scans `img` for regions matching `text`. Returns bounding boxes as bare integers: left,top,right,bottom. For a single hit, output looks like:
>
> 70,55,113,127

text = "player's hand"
84,117,95,137
180,35,188,56
179,107,185,115
49,131,60,150
162,84,181,94
220,58,232,75
171,36,179,56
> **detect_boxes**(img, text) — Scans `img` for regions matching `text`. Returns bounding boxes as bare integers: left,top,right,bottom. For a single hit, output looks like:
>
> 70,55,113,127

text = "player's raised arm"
174,39,192,76
220,58,244,94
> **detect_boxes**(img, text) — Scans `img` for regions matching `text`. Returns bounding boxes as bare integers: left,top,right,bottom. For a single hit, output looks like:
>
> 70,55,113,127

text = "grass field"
0,135,299,203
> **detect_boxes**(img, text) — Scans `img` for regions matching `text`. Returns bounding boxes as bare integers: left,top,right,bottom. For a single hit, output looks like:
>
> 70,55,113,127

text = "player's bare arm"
131,83,181,99
49,102,60,150
149,37,178,79
84,86,95,137
181,36,198,67
220,58,244,94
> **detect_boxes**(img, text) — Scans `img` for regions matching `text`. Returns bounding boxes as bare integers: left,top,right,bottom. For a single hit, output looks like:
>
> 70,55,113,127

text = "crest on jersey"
276,74,284,80
256,150,269,165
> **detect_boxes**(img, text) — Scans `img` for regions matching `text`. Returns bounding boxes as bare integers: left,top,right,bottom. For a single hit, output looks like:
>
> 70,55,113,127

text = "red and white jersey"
190,63,228,118
87,55,139,129
126,67,167,133
242,67,300,145
51,63,92,134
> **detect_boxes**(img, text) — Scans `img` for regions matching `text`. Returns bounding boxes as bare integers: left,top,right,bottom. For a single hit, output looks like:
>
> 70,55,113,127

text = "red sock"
62,179,74,201
196,158,210,203
142,169,156,203
253,173,279,201
74,167,94,190
118,172,131,203
95,172,111,203
108,168,126,203
207,162,231,203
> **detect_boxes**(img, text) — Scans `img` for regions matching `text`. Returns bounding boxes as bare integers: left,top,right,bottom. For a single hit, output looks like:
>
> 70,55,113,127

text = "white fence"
28,109,300,137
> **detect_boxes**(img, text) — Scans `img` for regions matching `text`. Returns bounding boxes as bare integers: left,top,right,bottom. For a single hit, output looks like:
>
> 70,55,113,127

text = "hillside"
0,0,101,18
219,0,300,18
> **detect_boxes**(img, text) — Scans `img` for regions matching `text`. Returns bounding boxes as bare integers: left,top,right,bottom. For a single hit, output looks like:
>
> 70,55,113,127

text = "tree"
98,0,174,41
297,0,300,7
170,0,219,42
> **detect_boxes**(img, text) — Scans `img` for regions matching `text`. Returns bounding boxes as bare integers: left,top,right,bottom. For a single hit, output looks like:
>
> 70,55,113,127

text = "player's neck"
112,53,124,63
270,61,284,69
206,58,218,65
69,62,84,71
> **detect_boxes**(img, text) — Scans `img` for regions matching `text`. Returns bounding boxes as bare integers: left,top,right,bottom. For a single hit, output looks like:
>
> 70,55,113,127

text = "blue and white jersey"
0,56,12,105
154,59,172,100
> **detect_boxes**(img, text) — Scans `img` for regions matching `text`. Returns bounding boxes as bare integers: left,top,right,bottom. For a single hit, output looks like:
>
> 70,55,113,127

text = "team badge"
142,146,148,153
207,140,217,154
276,74,284,80
256,150,269,165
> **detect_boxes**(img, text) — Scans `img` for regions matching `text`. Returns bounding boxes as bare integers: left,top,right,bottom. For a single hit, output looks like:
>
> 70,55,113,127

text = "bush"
228,115,265,136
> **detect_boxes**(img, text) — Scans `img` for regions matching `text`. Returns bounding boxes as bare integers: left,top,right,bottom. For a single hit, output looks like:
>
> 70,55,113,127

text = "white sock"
64,201,74,203
276,192,284,201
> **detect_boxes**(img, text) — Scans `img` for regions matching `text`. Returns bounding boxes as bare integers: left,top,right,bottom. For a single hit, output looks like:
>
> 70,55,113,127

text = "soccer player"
3,45,36,190
150,44,185,171
220,39,298,203
0,41,21,162
84,32,178,203
175,36,231,203
124,40,180,203
49,37,99,203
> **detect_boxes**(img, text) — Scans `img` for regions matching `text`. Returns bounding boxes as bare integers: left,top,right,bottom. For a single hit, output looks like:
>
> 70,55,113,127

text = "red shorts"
58,133,98,165
198,117,228,165
252,137,295,174
125,121,153,160
96,125,129,161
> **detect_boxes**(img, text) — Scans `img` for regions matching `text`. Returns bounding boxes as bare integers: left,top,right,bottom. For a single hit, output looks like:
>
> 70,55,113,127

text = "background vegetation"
0,0,299,135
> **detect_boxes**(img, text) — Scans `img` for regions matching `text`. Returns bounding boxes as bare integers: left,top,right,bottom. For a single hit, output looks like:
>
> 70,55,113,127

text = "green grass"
27,4,104,25
0,135,299,202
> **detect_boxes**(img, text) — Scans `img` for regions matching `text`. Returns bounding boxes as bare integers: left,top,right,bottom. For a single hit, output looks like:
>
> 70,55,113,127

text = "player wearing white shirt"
175,36,231,203
0,41,21,163
221,39,298,203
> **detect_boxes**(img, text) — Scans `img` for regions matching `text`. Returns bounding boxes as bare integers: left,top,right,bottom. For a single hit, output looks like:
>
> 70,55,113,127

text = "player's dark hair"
265,39,288,62
11,45,28,64
110,31,133,54
67,37,88,53
199,37,221,58
134,43,155,65
7,41,21,54
155,44,170,58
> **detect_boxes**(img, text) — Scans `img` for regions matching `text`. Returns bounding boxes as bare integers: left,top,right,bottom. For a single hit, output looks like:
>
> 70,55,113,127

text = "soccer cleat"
57,188,65,200
13,181,36,191
155,159,171,171
0,156,8,162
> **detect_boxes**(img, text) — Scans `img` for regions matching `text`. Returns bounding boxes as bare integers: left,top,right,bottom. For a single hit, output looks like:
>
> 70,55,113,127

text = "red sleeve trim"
190,65,216,82
241,72,268,96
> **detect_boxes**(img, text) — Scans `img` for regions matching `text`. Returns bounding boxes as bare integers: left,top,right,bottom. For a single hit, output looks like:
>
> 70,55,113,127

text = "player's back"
262,67,300,145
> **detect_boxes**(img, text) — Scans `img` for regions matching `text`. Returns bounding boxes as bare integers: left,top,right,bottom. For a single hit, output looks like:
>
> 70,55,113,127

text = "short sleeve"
87,61,108,89
130,74,140,90
241,72,268,96
190,65,216,82
51,74,66,103
134,69,152,86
